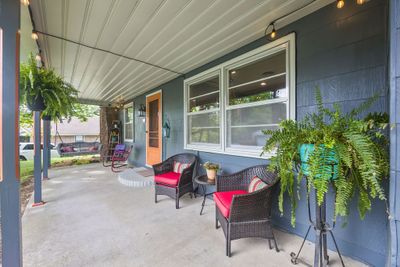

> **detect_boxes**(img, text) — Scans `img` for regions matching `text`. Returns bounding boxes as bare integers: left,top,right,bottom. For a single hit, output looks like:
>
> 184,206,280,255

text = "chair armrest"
153,159,173,175
229,186,275,222
216,172,248,192
178,163,195,186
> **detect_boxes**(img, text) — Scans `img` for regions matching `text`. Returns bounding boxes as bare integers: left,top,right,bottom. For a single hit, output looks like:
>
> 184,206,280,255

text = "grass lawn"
20,155,100,183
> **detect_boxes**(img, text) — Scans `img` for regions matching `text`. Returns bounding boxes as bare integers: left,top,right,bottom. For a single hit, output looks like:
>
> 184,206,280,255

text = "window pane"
125,106,133,123
125,123,133,140
189,76,219,112
228,125,279,148
229,50,286,87
229,74,286,105
228,102,287,126
227,102,287,148
188,112,220,144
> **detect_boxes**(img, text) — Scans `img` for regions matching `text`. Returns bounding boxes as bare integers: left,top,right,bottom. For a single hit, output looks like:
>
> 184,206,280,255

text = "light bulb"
261,82,267,86
356,0,365,4
270,29,276,39
21,0,29,6
31,32,38,40
35,54,41,61
337,0,345,8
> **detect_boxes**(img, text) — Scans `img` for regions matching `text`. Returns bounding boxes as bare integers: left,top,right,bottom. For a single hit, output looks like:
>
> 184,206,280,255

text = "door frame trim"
145,90,162,167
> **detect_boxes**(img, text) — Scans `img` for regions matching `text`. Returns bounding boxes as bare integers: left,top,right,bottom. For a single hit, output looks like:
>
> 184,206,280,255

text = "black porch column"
0,0,23,265
389,0,400,266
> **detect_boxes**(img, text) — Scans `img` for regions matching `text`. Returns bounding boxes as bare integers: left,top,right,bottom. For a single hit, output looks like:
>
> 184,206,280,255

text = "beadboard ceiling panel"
27,0,334,104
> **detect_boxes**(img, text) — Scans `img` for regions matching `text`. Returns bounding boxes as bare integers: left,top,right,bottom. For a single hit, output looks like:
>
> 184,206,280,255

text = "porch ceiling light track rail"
264,0,316,39
31,29,184,76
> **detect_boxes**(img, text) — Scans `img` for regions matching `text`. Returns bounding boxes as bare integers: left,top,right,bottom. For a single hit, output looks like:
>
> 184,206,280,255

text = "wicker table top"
194,175,216,186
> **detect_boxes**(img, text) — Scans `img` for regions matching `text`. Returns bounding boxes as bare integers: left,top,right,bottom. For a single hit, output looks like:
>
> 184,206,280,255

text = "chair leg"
226,224,231,257
215,209,219,229
268,239,272,250
155,191,157,203
273,234,279,252
176,197,179,209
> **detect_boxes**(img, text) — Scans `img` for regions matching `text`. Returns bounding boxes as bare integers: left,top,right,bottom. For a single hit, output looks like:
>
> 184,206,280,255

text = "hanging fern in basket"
262,87,389,226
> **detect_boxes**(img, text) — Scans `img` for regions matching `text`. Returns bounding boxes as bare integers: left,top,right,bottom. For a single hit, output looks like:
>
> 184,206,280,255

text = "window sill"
184,145,274,159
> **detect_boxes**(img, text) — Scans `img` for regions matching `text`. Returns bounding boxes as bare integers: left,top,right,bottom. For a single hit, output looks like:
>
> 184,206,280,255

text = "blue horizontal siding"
123,0,389,265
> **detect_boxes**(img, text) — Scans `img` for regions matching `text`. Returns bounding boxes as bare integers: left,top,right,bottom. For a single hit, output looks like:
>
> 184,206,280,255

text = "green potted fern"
263,88,389,226
20,53,78,122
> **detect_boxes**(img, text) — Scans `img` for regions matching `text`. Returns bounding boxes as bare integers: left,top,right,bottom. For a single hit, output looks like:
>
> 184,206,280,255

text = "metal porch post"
42,118,50,179
389,0,400,266
0,0,23,265
33,111,43,205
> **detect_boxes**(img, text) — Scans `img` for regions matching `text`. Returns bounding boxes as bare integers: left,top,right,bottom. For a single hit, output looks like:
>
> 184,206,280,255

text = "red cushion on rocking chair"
154,172,181,187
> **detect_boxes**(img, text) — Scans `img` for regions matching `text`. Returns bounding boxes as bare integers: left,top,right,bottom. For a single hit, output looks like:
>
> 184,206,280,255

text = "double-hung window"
185,70,221,150
184,33,295,158
124,103,134,142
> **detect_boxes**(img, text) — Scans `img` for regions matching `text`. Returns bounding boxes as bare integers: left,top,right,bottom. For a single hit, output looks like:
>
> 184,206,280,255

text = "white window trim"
183,33,296,159
124,103,134,142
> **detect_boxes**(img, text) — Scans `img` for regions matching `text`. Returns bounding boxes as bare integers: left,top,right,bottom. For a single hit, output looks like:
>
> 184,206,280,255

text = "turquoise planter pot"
298,144,338,180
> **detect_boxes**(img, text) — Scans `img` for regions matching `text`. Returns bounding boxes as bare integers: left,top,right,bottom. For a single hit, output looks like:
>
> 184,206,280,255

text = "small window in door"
148,99,159,148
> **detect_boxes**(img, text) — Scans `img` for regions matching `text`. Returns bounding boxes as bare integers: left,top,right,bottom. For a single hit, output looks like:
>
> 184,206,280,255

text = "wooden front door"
146,91,162,166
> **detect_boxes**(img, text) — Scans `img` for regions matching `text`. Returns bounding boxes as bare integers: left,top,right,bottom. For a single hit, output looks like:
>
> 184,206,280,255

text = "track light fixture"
264,22,277,41
336,0,345,8
270,24,277,39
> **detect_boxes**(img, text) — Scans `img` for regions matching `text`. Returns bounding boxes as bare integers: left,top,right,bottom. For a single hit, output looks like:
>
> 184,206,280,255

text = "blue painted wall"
123,0,389,265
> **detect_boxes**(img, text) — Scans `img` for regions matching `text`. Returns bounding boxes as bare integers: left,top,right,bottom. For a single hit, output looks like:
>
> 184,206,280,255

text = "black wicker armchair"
214,165,279,257
153,153,198,209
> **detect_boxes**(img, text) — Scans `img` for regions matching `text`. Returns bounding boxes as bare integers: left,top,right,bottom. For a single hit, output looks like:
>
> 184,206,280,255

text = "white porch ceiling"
27,0,333,104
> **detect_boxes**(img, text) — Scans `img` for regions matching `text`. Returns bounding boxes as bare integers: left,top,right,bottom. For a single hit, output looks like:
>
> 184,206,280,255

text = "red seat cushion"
154,172,181,187
213,190,248,218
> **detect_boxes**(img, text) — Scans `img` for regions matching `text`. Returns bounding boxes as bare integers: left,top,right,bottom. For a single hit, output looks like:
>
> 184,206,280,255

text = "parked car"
19,142,60,161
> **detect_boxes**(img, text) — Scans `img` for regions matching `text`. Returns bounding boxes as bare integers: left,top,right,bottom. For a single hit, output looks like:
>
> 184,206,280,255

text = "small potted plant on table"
203,161,220,181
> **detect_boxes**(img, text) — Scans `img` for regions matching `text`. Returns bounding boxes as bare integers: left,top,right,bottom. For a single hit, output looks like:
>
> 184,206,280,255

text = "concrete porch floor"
22,164,367,267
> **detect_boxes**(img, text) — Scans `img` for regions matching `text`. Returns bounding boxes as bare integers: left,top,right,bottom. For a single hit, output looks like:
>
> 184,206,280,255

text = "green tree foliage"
262,87,389,226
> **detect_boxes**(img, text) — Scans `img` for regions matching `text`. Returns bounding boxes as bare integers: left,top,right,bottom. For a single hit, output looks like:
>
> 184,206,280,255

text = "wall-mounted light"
35,54,41,61
336,0,345,8
31,31,39,40
21,0,29,6
356,0,365,5
138,104,146,118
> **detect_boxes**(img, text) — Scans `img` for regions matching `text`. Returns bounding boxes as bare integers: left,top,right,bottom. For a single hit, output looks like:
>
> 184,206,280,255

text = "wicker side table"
194,175,216,215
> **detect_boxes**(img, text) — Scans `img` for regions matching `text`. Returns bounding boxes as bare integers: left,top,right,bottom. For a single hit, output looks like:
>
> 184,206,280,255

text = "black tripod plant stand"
290,187,345,267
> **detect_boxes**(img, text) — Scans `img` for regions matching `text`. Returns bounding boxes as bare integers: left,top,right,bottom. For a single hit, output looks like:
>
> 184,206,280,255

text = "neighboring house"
51,116,100,145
